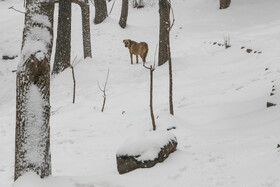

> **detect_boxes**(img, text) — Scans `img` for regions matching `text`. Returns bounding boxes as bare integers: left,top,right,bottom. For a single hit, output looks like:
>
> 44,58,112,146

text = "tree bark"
53,0,92,59
168,52,174,115
80,0,92,58
220,0,231,9
150,68,156,131
94,0,108,24
15,0,54,181
119,0,128,28
158,0,170,66
52,0,71,75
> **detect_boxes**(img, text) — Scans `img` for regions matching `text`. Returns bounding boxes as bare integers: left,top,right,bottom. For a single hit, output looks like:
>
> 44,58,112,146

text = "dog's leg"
136,55,139,64
140,55,145,64
143,49,148,64
130,53,133,64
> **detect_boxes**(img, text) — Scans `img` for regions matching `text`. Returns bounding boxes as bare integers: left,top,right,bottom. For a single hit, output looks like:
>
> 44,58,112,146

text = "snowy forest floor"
1,0,280,186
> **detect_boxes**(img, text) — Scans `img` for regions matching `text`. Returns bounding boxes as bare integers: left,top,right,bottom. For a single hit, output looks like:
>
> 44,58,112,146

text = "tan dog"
123,39,148,65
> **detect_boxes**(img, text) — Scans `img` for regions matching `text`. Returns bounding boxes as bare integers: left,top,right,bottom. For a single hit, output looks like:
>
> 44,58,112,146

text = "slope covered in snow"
1,0,280,186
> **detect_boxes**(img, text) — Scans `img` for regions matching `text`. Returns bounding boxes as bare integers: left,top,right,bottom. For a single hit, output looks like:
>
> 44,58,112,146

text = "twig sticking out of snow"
69,56,82,104
224,36,231,49
143,46,157,131
97,69,110,112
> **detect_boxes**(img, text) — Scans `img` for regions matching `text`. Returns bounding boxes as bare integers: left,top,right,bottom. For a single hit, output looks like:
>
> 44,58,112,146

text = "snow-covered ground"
1,0,280,186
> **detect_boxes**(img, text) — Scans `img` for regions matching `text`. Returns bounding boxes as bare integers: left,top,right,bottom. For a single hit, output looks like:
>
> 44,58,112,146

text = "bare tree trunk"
150,67,156,130
158,0,170,66
168,52,174,115
143,64,156,131
119,0,128,28
53,0,92,59
220,0,231,9
80,0,92,58
98,69,110,112
52,0,71,75
70,65,76,104
94,0,108,24
15,0,54,181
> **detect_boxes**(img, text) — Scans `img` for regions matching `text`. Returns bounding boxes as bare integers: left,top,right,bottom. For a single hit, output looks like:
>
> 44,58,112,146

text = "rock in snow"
116,131,178,174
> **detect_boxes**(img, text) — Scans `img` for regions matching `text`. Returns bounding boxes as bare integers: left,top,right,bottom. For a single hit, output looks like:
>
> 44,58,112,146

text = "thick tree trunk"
119,0,128,28
220,0,231,9
94,0,108,24
80,0,92,58
158,0,170,66
15,0,54,181
52,0,71,75
53,0,92,59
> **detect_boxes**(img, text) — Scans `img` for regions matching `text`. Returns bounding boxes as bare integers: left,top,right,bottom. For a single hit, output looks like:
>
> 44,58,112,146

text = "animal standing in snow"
123,39,148,65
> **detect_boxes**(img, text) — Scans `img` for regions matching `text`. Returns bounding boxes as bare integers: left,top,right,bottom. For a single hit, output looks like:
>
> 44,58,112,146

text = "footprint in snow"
179,166,187,172
168,174,182,180
58,139,74,144
183,145,192,149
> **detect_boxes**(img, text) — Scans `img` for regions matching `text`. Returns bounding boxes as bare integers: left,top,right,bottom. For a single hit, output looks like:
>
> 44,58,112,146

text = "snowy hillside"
1,0,280,186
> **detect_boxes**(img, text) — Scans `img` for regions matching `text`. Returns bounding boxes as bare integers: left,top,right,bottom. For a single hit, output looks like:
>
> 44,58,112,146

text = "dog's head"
123,39,131,48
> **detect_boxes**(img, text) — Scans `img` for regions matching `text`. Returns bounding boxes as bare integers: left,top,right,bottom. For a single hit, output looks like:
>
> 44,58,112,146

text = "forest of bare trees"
14,0,177,181
8,0,276,185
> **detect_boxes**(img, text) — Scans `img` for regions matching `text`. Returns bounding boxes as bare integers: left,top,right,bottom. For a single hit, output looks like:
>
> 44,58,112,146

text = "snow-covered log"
116,131,177,174
14,0,54,181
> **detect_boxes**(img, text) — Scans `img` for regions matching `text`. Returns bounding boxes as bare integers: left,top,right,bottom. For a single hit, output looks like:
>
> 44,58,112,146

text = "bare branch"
72,56,78,66
69,56,78,104
89,0,95,6
143,46,157,130
109,0,117,15
143,63,152,70
104,69,110,91
97,81,104,92
97,69,110,112
8,6,25,14
73,57,83,67
70,66,76,104
143,45,157,71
